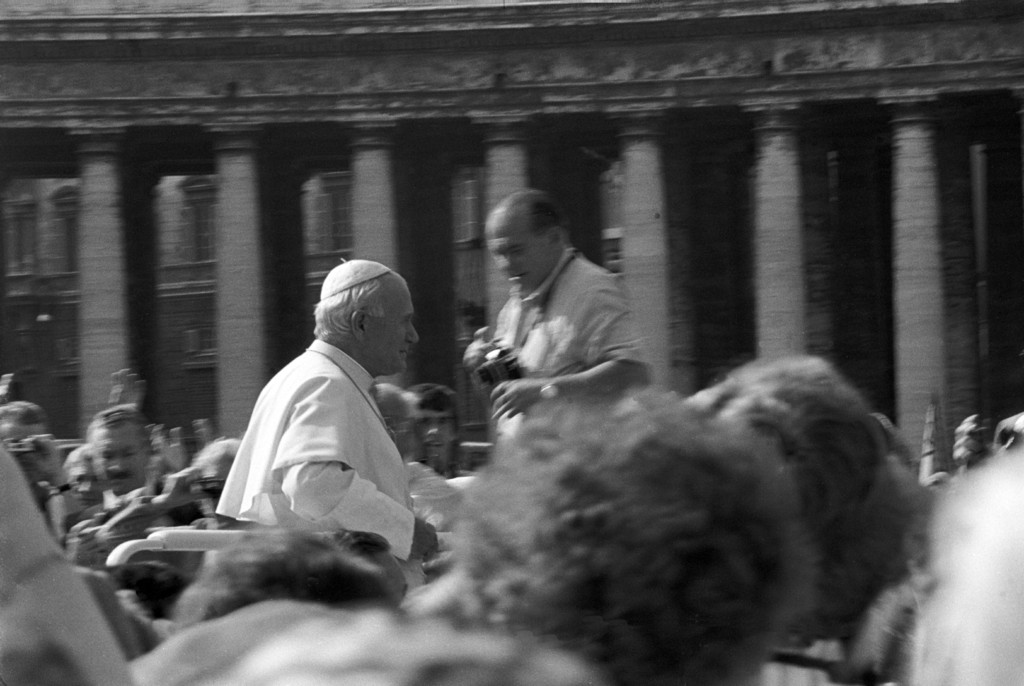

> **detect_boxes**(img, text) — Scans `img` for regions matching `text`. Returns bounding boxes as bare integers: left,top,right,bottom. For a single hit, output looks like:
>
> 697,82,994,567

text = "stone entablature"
0,2,1021,128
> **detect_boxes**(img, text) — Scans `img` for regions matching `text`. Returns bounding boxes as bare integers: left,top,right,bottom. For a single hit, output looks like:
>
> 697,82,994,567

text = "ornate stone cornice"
0,2,1016,62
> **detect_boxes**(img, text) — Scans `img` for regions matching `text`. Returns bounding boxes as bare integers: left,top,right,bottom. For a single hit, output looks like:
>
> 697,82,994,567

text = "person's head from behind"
65,404,151,503
218,607,611,686
687,355,930,640
452,392,813,686
371,382,418,460
912,447,1024,686
486,189,569,294
329,529,407,603
409,383,460,475
314,260,418,378
109,560,189,620
172,529,396,629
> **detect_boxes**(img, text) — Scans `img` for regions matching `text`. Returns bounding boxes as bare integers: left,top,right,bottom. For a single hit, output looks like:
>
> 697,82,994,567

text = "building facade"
1,0,1022,457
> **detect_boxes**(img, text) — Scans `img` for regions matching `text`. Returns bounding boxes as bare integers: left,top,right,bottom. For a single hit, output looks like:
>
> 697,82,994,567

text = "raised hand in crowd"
150,424,189,473
192,418,216,451
953,413,989,473
108,368,147,409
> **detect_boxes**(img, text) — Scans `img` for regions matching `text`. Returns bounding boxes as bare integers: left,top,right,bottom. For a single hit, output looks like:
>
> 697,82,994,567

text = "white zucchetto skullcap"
319,259,394,302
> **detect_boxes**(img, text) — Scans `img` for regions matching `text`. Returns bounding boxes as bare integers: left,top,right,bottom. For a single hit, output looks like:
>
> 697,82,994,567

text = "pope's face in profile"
362,275,419,378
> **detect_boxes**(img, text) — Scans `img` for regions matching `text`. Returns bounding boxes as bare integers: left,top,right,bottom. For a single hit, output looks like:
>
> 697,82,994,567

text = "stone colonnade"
65,101,955,442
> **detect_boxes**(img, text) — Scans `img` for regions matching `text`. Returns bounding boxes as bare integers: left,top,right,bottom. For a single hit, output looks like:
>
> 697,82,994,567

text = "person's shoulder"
566,253,620,285
265,348,346,389
559,254,628,303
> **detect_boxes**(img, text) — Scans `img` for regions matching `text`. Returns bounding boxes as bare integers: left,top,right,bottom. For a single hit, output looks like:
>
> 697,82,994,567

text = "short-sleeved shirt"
494,250,647,379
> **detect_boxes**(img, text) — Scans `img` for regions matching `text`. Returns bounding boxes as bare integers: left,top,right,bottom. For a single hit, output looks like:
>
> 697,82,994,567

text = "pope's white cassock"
217,264,415,560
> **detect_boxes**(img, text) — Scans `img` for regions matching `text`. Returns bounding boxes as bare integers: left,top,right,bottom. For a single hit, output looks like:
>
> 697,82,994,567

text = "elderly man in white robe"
218,260,437,588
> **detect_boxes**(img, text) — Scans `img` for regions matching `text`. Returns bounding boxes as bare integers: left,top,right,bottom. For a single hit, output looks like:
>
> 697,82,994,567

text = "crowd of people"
2,189,1023,686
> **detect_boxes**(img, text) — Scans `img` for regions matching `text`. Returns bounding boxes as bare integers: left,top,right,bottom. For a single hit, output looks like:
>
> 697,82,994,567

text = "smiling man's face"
486,203,563,295
89,422,150,495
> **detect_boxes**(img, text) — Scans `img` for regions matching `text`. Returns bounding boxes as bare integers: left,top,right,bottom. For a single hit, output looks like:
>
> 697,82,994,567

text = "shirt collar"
518,247,576,307
307,339,375,392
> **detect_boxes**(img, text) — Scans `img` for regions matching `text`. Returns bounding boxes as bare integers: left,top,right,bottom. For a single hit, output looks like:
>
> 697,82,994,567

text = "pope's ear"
351,309,369,336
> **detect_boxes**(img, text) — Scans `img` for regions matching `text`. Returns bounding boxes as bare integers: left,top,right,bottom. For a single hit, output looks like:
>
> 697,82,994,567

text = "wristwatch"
540,382,560,400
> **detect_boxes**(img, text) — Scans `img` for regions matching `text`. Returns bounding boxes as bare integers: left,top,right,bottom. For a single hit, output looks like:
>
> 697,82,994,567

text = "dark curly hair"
172,529,395,628
687,355,932,641
453,391,813,686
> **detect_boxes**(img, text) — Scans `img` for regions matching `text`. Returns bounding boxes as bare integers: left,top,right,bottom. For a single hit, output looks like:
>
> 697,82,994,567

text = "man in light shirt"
465,188,649,436
217,260,437,587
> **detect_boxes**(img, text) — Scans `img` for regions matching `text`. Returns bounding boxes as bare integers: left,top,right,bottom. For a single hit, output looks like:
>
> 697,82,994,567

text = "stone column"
76,133,129,430
618,115,673,388
482,118,530,331
891,102,945,450
351,123,398,268
752,107,806,357
214,130,266,436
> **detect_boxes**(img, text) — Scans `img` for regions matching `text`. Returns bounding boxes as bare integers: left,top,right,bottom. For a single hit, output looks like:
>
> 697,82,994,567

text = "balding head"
485,188,567,239
485,189,569,294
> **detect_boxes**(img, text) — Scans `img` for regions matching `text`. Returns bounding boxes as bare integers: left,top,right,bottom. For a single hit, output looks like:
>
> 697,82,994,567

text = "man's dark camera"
5,437,43,458
474,347,523,388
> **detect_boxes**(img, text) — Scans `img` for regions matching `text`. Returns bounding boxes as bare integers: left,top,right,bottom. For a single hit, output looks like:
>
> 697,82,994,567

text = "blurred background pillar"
752,106,807,358
214,128,266,437
76,132,129,432
891,100,946,450
618,113,672,388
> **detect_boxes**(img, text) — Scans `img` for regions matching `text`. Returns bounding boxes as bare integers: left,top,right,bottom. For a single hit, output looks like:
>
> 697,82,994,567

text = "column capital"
880,95,939,125
613,111,666,141
473,114,530,145
747,105,802,133
210,125,260,152
350,121,397,149
70,128,124,156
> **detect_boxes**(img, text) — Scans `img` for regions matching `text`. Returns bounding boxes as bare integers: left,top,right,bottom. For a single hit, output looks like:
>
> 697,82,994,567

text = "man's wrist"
540,381,560,400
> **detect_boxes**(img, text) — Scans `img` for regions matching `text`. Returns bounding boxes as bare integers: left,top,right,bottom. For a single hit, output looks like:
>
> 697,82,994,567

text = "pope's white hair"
313,275,390,340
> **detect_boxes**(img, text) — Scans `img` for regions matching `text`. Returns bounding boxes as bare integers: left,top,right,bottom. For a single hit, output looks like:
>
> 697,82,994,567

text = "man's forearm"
548,359,650,397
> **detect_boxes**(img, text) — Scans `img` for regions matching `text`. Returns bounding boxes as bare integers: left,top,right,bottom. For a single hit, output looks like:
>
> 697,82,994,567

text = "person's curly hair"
171,529,395,628
454,391,814,686
687,355,932,641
